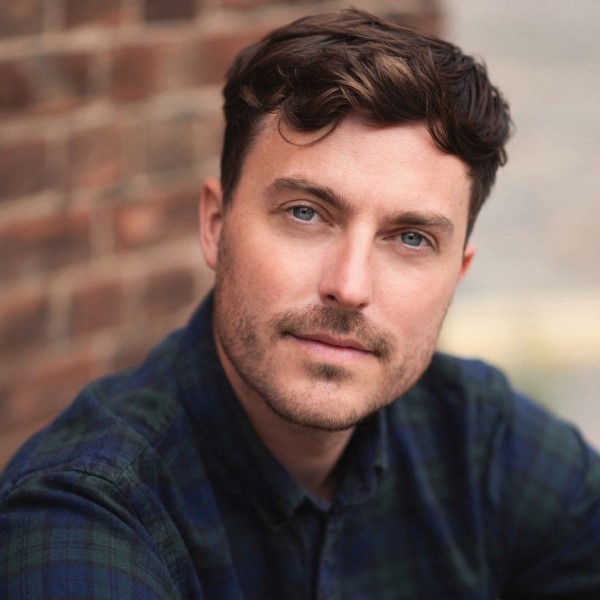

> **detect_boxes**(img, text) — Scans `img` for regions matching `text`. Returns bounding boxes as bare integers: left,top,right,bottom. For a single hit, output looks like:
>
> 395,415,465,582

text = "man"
1,9,599,599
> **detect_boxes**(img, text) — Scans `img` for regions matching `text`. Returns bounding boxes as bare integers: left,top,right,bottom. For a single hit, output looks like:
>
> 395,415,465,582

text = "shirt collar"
174,293,390,519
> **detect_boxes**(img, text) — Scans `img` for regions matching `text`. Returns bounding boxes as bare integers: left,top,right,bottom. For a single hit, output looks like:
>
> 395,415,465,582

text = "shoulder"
417,351,514,403
0,326,219,597
393,352,518,437
0,376,190,598
413,354,600,572
389,352,600,511
403,351,597,459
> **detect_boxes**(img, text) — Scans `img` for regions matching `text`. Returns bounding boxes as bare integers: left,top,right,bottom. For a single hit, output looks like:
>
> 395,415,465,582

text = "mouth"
286,332,373,361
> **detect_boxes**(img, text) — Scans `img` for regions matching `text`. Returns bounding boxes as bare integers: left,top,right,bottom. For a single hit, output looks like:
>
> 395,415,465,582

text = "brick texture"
0,0,44,38
144,267,196,318
64,0,123,28
0,52,95,117
69,280,125,336
111,44,161,103
0,291,51,359
144,0,197,22
0,0,442,468
143,115,197,173
113,190,199,250
196,29,272,84
67,124,125,190
0,139,48,201
0,212,92,281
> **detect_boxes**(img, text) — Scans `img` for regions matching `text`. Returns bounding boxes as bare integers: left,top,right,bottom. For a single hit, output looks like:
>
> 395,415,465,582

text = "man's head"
221,8,511,238
200,9,511,434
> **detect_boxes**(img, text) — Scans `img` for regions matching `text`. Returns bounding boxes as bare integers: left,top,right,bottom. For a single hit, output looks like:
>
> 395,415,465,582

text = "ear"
457,242,476,283
199,176,224,271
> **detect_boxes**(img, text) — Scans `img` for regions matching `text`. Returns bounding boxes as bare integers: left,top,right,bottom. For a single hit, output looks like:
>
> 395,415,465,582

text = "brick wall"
0,0,441,467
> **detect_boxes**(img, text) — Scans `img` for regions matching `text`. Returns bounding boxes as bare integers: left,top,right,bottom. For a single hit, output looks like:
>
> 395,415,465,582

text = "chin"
261,382,385,432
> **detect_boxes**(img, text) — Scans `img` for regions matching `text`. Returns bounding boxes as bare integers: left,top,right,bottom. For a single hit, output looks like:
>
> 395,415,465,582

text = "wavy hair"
221,9,512,237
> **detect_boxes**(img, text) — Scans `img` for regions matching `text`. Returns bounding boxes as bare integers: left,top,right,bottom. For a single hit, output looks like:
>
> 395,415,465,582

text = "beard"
211,230,444,433
214,298,398,431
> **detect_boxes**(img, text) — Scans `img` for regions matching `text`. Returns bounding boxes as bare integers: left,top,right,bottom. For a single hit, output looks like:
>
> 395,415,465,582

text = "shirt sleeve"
494,393,600,598
0,469,182,599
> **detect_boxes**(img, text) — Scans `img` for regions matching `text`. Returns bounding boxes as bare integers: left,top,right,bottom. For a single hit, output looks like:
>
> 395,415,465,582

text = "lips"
285,332,374,365
292,333,371,353
274,305,393,359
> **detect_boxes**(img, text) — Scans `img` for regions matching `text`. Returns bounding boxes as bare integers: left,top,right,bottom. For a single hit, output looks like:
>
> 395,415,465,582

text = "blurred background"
0,0,598,468
439,0,600,446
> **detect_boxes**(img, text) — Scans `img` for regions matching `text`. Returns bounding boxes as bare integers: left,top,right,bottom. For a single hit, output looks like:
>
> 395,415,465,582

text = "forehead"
238,114,471,230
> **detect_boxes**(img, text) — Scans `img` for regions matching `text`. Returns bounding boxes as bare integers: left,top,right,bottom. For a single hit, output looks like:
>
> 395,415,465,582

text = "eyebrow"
266,176,455,236
388,209,455,235
266,176,352,213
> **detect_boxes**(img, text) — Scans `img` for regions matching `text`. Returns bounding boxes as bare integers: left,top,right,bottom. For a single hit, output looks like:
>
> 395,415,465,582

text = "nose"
318,233,373,310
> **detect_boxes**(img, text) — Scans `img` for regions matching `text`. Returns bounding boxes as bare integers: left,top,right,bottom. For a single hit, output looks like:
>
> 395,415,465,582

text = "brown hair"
221,9,512,237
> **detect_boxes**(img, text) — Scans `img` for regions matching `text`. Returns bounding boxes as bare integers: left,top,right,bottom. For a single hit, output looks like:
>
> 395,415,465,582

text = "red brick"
114,190,198,250
156,37,205,91
0,0,44,38
114,202,164,249
69,280,125,336
0,414,54,470
111,340,153,373
158,190,201,236
64,0,123,28
0,212,92,281
220,0,267,7
196,28,269,84
144,0,196,22
143,267,195,318
110,44,160,103
109,297,200,372
385,8,442,37
0,139,50,201
4,350,100,428
195,112,224,160
144,115,195,174
220,0,297,7
58,51,96,99
0,52,94,117
0,292,50,358
0,60,35,113
67,124,124,190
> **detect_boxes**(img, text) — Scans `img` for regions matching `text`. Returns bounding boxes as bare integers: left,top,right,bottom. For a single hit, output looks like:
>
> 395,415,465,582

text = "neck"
217,347,354,502
246,407,354,501
217,332,354,500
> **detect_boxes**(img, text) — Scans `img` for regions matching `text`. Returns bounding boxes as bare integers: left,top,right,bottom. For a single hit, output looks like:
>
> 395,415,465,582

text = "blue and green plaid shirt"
2,294,600,599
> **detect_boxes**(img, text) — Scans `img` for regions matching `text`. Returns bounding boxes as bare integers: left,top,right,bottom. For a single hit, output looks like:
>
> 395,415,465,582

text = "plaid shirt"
2,294,600,599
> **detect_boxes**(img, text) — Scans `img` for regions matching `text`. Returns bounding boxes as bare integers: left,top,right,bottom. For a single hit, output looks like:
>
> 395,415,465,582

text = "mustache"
272,305,394,359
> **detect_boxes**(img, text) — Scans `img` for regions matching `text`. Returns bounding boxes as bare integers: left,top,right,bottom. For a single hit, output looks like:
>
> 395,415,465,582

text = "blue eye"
291,206,316,221
400,231,427,247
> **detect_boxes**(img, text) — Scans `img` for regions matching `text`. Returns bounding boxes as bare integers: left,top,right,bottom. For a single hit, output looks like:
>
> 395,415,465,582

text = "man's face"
200,115,474,432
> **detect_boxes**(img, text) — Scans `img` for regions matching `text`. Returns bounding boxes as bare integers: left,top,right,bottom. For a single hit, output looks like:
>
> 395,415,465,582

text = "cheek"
225,227,317,304
380,269,458,331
